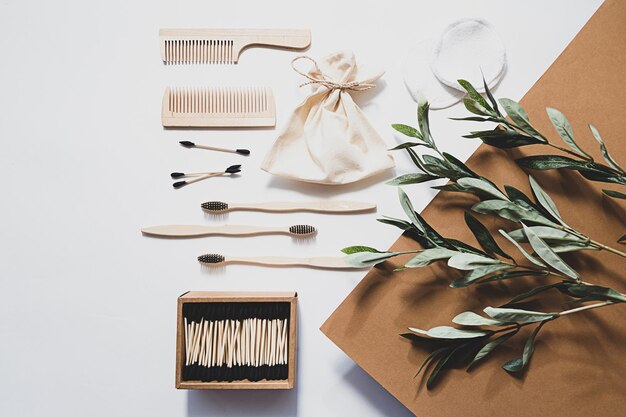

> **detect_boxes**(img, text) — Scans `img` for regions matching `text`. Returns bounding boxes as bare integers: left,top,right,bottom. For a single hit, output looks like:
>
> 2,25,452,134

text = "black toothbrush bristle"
171,172,185,178
198,254,225,264
173,181,187,189
289,224,316,236
201,201,229,212
179,141,195,148
236,149,251,155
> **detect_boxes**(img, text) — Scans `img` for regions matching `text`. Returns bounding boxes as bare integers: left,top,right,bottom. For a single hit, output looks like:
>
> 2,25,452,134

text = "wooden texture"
203,200,376,214
161,87,276,127
321,1,626,416
159,29,311,64
176,291,298,390
141,224,315,238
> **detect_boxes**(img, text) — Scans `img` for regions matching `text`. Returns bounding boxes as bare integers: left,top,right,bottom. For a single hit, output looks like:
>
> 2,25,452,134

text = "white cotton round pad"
431,18,506,92
403,38,466,109
402,18,506,110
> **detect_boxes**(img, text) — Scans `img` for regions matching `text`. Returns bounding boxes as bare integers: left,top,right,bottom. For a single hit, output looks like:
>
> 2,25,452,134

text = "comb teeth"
288,225,316,236
163,39,235,64
201,201,229,212
162,87,276,127
167,87,269,114
198,254,226,264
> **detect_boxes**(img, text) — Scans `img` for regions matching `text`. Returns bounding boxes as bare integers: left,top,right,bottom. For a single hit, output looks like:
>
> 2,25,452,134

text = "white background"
0,1,603,416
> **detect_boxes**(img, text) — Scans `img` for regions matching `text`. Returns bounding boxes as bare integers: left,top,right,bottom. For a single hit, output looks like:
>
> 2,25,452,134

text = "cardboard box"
322,1,626,416
176,291,297,390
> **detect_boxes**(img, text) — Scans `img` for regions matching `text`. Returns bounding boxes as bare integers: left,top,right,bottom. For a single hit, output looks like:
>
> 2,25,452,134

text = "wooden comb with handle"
160,29,311,64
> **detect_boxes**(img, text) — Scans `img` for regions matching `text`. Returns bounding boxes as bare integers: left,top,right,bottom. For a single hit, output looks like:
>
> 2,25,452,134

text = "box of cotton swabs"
175,291,297,389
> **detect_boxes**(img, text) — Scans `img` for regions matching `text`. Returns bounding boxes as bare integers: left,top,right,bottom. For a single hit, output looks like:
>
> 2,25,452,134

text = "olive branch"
342,89,626,389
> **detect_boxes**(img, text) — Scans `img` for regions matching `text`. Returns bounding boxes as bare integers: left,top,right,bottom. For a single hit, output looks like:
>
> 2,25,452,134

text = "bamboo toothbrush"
171,165,241,188
141,224,316,238
197,253,366,269
180,141,250,156
201,200,376,214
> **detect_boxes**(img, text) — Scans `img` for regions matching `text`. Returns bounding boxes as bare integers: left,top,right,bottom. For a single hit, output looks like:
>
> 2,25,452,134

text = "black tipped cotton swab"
179,141,250,156
172,165,242,189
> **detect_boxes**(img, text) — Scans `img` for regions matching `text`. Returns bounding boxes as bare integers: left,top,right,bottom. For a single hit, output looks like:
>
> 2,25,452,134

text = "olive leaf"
387,173,438,186
472,200,557,227
418,101,434,146
458,79,493,113
484,307,558,324
478,270,547,284
452,311,505,327
522,224,580,280
502,322,546,373
345,251,412,267
503,282,566,306
508,226,583,243
450,264,514,288
498,98,546,142
414,347,449,378
464,212,513,259
589,124,623,172
528,175,568,227
341,246,382,254
565,284,626,303
391,123,424,140
498,229,547,267
409,326,491,339
457,177,509,200
388,142,429,151
405,248,459,268
516,155,593,170
603,189,626,200
469,330,518,368
447,253,503,270
546,107,591,159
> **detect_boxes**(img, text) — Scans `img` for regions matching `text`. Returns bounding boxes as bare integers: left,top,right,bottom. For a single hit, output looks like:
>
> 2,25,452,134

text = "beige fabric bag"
261,52,395,185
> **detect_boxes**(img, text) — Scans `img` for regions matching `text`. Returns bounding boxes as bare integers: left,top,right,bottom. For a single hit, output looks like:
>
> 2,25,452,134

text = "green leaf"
522,224,579,280
504,185,559,223
450,264,513,288
446,238,489,256
414,347,449,378
463,98,491,116
409,326,490,339
480,132,545,148
386,173,437,186
482,75,500,115
458,79,493,112
452,311,505,327
443,152,478,178
391,123,423,140
503,282,565,306
498,229,547,268
484,307,558,324
469,330,518,368
502,321,546,373
398,188,422,232
432,183,468,193
566,284,626,303
388,142,429,151
508,226,583,243
418,101,433,146
472,200,556,227
422,155,461,179
405,248,458,268
341,246,382,255
478,270,547,284
450,116,495,122
619,234,626,243
603,189,626,200
589,124,622,172
344,251,411,267
528,175,568,227
464,212,513,259
447,253,502,270
548,242,599,253
546,107,592,159
498,98,546,142
427,345,466,389
516,155,612,177
457,177,508,200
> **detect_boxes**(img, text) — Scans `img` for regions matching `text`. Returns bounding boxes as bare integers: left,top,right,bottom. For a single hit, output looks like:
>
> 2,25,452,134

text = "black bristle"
201,201,229,212
288,224,316,236
225,165,242,174
235,149,251,156
198,254,225,264
173,181,187,189
179,141,195,148
171,172,185,178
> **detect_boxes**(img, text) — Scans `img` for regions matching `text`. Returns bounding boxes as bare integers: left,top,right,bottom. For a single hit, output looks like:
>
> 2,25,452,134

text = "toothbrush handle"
142,225,285,237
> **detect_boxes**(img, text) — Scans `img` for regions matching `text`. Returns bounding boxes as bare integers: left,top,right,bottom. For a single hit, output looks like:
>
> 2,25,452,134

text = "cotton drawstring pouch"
261,51,395,185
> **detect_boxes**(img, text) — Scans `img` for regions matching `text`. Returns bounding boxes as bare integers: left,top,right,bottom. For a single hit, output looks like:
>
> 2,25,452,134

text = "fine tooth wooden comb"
141,224,316,238
198,254,366,270
160,29,311,64
201,200,376,214
162,87,276,127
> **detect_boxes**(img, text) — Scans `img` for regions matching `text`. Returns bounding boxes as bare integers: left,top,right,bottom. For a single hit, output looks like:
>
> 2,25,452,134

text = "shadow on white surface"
343,365,414,417
186,389,298,417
